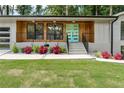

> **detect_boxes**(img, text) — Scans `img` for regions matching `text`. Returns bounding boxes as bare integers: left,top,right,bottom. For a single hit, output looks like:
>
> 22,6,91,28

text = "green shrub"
60,47,67,53
48,47,52,53
95,51,101,58
11,44,19,53
18,48,23,53
32,45,39,53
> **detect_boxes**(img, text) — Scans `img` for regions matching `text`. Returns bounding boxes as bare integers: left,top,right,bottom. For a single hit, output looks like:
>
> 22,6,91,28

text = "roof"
0,15,118,21
0,15,118,18
114,11,124,16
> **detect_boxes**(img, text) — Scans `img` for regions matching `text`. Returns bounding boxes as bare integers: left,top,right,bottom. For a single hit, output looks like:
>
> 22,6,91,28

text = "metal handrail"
82,33,89,53
66,33,69,54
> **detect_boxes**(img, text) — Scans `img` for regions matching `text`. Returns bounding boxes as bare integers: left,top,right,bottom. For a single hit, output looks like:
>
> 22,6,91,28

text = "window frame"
121,21,124,40
27,22,44,40
47,23,64,40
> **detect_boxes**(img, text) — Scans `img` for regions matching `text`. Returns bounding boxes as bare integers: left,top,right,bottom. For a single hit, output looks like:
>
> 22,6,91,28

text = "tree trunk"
95,6,98,15
6,5,9,15
109,5,113,16
0,5,3,15
12,5,14,15
65,5,68,16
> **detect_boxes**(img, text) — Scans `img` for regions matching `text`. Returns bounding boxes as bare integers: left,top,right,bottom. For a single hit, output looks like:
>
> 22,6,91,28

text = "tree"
78,5,85,16
65,5,69,16
33,5,43,15
0,5,14,15
16,5,33,15
44,5,65,16
109,5,113,16
0,5,4,15
68,5,79,16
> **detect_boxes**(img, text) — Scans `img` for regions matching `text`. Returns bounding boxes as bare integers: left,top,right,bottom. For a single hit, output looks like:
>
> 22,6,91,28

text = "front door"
66,24,79,42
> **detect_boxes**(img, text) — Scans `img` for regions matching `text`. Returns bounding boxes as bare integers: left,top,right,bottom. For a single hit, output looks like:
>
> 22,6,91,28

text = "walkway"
0,50,11,56
0,52,95,60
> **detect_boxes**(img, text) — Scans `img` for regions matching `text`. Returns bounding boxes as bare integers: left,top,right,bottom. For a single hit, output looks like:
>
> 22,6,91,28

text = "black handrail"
66,33,69,54
82,33,89,53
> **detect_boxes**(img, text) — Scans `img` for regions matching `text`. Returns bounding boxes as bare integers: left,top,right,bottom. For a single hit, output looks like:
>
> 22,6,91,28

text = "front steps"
69,42,87,54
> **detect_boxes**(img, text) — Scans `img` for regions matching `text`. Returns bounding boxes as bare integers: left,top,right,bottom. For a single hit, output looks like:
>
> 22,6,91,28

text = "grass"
0,59,124,88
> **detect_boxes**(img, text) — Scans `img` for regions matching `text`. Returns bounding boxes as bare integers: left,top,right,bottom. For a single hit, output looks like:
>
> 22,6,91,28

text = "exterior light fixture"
72,21,75,23
53,21,56,23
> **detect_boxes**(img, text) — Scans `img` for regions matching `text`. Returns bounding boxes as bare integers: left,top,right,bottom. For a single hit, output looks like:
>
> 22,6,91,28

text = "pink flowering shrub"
38,46,48,54
114,52,123,60
101,51,111,59
52,46,61,54
23,46,32,54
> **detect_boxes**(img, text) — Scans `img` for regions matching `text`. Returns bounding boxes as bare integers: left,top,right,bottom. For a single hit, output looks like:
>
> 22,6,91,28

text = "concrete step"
69,52,87,54
68,42,87,54
69,48,86,50
69,50,87,52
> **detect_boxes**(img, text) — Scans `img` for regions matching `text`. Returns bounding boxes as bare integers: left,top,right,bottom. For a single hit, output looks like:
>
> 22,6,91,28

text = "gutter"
111,16,119,55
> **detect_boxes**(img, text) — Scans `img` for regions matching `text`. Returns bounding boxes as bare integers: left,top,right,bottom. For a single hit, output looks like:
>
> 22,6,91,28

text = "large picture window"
27,23,44,40
121,21,124,40
47,23,63,40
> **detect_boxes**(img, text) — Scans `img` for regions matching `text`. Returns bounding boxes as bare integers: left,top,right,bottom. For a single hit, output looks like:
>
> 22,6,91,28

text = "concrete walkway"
0,53,95,60
0,50,11,56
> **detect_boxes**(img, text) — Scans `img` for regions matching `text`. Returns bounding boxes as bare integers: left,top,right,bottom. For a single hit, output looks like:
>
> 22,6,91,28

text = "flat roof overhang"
0,16,118,22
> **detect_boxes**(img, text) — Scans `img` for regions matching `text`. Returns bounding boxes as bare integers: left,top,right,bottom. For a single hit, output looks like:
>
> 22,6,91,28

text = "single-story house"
0,12,124,54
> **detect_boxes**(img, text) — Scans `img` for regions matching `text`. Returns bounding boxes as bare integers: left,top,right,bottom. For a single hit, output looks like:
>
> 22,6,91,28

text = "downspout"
111,16,119,55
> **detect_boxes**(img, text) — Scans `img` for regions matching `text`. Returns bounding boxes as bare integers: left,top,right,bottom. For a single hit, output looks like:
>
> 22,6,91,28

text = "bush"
23,46,32,54
38,46,48,54
60,47,66,53
95,51,101,58
101,51,111,59
18,48,23,53
114,52,123,60
48,47,52,53
52,46,61,54
11,44,19,53
32,45,39,53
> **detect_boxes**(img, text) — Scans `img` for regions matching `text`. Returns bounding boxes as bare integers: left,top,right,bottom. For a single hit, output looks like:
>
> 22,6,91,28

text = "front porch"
15,20,94,54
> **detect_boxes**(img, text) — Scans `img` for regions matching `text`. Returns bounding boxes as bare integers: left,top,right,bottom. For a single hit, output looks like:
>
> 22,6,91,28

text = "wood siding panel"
16,21,27,42
16,21,94,42
80,21,94,43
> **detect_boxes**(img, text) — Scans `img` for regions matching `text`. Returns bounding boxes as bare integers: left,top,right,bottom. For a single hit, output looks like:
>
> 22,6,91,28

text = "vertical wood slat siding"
16,21,94,42
80,22,94,43
16,21,27,42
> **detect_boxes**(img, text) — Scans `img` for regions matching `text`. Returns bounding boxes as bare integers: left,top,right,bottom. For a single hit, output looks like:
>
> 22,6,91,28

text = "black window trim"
121,21,124,40
47,23,63,40
27,22,44,40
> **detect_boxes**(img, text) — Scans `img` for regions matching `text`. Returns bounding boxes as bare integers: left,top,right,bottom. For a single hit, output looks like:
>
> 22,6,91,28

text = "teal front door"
66,24,79,42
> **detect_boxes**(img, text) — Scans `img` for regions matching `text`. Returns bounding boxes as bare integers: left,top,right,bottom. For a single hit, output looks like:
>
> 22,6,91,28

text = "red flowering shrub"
23,46,32,54
101,51,111,59
114,52,123,60
52,46,61,54
38,46,48,54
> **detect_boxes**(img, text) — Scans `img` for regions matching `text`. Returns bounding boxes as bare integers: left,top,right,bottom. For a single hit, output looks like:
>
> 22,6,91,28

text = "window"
121,21,124,40
47,23,63,40
27,23,44,39
27,23,35,39
36,23,44,39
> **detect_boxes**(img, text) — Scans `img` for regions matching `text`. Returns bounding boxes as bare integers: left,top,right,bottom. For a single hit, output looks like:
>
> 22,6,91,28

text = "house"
0,13,123,55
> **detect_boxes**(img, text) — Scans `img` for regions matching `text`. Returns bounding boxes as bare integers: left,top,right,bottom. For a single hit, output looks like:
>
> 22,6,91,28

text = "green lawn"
0,59,124,88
